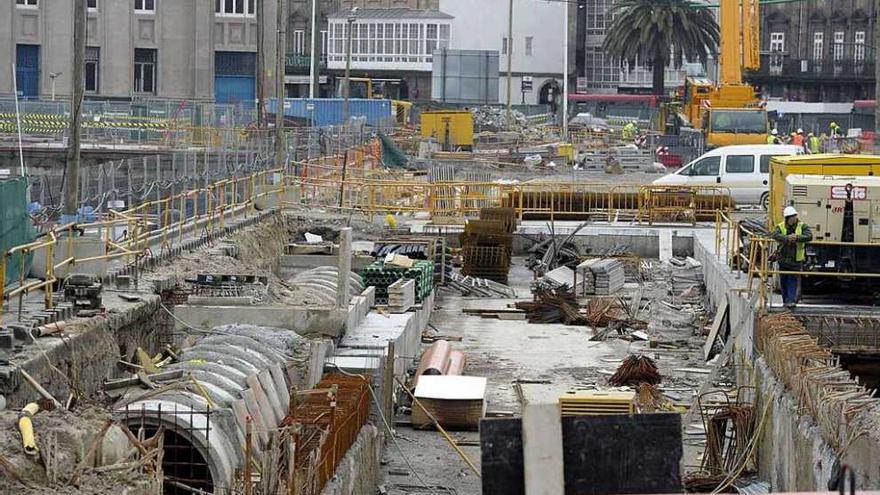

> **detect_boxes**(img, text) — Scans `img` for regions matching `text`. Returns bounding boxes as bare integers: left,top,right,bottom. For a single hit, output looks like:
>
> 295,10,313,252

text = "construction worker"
829,121,841,138
767,128,782,144
771,206,813,309
807,132,821,154
791,128,805,147
622,122,638,141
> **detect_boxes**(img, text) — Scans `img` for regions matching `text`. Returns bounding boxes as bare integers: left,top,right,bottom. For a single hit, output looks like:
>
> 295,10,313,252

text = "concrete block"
522,400,564,495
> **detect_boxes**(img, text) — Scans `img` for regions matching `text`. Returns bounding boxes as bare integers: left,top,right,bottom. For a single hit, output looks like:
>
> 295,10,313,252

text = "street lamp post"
342,8,358,123
562,0,569,139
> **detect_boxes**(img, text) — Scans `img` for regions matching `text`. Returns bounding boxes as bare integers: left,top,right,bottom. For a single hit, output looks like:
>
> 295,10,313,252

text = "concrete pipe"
116,326,308,494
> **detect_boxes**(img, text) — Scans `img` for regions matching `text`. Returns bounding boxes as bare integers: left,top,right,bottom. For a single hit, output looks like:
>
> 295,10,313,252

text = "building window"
215,0,255,17
85,47,100,92
812,31,824,61
833,31,844,61
134,0,154,12
293,30,305,54
321,30,328,60
134,48,156,93
16,0,38,7
855,31,866,62
525,36,533,56
327,19,450,66
585,0,613,36
584,46,618,89
88,0,98,10
502,37,508,55
769,32,784,52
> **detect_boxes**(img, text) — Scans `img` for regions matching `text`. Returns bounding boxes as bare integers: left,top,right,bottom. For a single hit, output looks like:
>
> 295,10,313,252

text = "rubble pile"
472,106,529,132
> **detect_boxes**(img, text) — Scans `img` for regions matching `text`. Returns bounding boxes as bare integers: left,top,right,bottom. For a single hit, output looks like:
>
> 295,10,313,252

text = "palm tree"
602,0,719,96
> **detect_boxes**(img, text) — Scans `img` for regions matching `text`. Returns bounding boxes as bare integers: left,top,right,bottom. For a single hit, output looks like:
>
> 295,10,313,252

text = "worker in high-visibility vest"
767,128,782,144
791,128,805,147
807,132,821,154
622,122,638,140
829,121,841,138
771,206,813,309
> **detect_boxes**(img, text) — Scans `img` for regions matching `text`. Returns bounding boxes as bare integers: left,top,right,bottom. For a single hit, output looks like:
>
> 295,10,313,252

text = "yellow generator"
420,110,474,151
768,154,880,295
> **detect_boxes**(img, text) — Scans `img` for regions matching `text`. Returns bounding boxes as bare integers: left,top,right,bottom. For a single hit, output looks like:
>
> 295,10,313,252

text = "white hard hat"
784,206,798,217
771,129,778,135
797,128,804,133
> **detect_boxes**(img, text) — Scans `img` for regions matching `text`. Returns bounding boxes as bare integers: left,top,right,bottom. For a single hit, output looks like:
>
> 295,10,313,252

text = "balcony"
285,53,326,75
749,51,875,83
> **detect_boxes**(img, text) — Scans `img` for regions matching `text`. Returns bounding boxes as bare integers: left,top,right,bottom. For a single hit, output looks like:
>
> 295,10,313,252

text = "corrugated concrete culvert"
287,267,365,306
115,325,309,494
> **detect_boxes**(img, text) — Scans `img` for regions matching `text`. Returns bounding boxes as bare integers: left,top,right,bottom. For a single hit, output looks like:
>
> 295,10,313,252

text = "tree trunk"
652,55,666,96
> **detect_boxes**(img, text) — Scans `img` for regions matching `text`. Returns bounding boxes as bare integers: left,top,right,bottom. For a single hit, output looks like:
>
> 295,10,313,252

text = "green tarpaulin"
1,177,36,286
379,132,408,169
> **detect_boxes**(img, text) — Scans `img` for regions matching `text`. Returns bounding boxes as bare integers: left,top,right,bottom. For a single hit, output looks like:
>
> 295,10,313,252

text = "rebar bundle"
608,355,661,387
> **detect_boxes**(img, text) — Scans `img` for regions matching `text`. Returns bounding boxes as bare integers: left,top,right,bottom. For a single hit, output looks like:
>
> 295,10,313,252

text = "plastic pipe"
19,402,40,456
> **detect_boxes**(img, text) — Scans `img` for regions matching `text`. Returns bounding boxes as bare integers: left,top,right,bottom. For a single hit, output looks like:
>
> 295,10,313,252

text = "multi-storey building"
576,0,689,94
747,0,876,102
1,0,281,105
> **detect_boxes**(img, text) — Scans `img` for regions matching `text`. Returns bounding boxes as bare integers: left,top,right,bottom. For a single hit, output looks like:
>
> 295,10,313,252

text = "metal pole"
64,0,86,219
11,64,25,177
257,0,265,128
506,0,513,128
562,0,569,138
308,0,319,98
875,0,880,153
276,0,286,168
343,12,356,122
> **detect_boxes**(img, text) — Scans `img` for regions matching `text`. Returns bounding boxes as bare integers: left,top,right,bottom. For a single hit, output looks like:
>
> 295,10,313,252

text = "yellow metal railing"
0,167,286,320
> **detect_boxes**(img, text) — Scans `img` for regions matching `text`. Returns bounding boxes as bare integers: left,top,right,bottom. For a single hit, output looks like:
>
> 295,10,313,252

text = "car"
652,144,804,209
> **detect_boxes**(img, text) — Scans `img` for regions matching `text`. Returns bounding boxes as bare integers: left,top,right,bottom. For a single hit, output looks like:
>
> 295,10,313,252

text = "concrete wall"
0,0,279,100
692,227,880,491
321,424,380,495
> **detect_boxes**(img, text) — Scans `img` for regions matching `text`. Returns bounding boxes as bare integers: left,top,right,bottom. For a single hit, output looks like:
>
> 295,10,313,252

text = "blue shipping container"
267,98,392,127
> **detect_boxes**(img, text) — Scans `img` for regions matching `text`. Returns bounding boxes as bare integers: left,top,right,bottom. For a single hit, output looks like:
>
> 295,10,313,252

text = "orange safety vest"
792,134,804,146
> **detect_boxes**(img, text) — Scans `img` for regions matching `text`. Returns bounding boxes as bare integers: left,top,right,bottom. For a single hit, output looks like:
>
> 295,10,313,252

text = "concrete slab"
659,229,673,261
246,374,279,429
339,312,419,367
258,370,284,425
241,388,270,447
174,304,349,337
521,390,564,495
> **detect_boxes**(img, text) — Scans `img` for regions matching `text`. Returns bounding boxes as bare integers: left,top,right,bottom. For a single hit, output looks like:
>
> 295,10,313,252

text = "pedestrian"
791,128,805,147
771,206,813,309
767,128,782,144
807,132,820,154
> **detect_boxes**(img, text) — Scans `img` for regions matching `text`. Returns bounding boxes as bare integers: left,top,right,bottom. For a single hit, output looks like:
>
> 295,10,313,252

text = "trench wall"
693,229,880,490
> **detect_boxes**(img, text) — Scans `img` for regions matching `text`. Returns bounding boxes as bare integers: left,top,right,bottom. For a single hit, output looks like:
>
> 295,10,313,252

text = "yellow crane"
683,0,768,148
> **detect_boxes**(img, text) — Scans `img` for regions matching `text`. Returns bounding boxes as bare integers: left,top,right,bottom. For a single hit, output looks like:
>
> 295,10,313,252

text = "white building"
326,8,453,99
439,0,566,105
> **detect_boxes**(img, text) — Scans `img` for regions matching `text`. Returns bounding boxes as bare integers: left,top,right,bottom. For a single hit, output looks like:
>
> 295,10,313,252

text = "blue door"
16,45,40,99
214,52,256,107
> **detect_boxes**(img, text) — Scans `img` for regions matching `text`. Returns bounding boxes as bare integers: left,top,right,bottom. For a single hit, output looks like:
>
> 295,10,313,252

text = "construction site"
4,0,880,494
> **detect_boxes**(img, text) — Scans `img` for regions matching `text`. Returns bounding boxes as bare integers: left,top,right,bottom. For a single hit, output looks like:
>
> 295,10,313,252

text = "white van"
652,144,803,209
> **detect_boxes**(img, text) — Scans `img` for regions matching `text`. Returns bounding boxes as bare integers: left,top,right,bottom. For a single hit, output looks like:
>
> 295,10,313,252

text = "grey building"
747,0,876,102
1,0,282,105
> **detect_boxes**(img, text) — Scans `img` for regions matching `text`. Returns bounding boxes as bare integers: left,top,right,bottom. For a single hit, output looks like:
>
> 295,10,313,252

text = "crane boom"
719,0,761,84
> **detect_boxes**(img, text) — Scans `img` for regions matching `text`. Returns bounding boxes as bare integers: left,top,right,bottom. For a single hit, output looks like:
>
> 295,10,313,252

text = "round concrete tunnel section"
116,325,309,494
